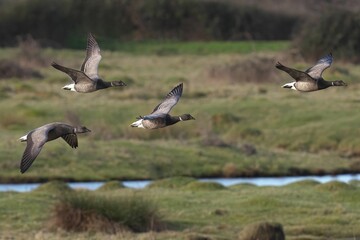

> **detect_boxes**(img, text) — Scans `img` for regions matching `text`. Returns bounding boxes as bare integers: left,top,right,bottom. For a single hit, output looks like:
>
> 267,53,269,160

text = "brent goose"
276,53,347,92
19,122,91,173
131,83,195,129
51,33,126,93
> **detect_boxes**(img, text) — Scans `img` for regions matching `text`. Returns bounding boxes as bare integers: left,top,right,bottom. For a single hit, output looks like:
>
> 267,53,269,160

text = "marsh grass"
3,180,360,239
49,191,164,233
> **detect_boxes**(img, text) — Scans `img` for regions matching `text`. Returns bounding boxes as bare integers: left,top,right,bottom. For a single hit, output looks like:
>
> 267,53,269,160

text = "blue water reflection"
1,174,360,192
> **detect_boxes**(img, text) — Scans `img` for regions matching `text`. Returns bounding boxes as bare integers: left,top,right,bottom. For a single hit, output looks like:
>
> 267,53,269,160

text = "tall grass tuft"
238,222,285,240
49,191,165,233
17,35,48,68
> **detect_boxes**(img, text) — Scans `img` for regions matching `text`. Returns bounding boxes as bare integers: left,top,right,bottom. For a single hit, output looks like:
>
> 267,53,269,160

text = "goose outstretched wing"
276,62,315,83
81,33,102,79
150,83,183,115
52,62,94,84
20,127,51,173
305,53,333,79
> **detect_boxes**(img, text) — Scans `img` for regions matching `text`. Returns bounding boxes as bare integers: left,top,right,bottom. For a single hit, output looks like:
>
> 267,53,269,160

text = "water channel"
1,173,360,192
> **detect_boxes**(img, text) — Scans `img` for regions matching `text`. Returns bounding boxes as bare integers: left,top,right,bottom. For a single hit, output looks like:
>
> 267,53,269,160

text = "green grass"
1,180,360,239
1,44,360,182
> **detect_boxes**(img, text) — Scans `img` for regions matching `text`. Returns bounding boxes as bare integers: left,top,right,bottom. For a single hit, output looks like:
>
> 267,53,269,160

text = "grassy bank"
1,179,360,239
1,42,360,182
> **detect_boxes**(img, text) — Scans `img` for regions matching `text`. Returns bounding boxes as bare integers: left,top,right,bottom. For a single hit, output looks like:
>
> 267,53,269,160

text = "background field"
1,41,360,182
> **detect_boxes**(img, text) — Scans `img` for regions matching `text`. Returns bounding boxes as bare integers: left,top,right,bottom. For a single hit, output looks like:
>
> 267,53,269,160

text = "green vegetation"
297,9,360,61
1,40,360,239
1,179,360,239
1,42,360,182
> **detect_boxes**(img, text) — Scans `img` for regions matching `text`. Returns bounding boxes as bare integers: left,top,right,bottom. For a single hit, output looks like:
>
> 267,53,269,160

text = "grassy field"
1,41,360,182
1,41,360,239
1,178,360,239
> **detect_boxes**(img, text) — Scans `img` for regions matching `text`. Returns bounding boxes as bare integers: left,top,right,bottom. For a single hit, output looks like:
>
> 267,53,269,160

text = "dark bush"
0,0,298,47
296,9,360,62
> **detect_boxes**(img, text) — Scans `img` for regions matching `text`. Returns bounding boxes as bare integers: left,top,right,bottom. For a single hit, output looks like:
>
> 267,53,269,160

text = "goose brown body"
19,122,91,173
51,33,126,93
131,83,195,129
276,53,347,92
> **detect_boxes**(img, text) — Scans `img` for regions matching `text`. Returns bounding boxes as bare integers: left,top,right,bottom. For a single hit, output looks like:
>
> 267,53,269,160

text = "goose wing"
52,62,95,84
61,134,78,148
276,62,315,83
305,53,333,79
81,33,102,80
150,83,183,115
20,126,52,173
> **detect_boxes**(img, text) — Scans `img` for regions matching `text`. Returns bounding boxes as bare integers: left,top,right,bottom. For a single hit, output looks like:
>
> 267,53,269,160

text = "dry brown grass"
238,222,285,240
0,59,43,79
207,54,281,84
49,203,127,234
17,35,48,68
222,162,239,177
48,192,165,234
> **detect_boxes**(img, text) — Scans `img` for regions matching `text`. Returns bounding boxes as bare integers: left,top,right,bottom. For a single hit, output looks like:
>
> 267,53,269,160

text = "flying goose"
276,53,347,92
51,33,126,93
131,83,195,129
19,122,91,173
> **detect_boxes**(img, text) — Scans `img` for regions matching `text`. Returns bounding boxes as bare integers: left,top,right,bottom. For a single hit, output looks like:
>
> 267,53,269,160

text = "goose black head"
111,81,127,87
332,80,347,86
75,126,91,133
179,114,195,121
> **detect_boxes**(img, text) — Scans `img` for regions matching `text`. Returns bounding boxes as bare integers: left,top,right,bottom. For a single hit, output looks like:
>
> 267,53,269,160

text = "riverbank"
1,177,360,239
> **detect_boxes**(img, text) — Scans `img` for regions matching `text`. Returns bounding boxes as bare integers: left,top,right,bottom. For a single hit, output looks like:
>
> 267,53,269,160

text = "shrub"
296,9,360,62
238,222,285,240
49,191,164,233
